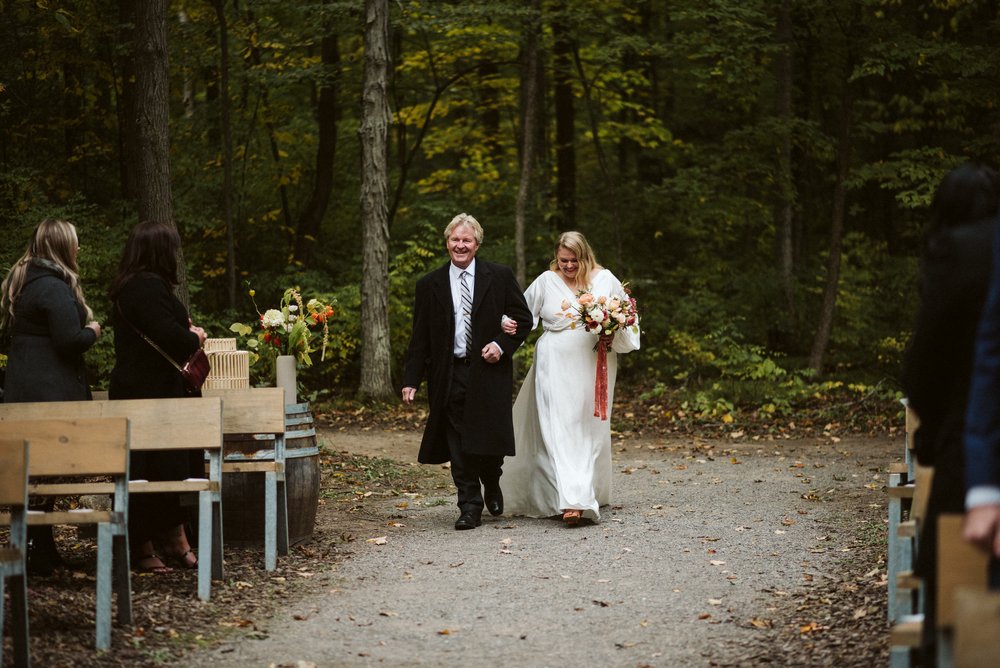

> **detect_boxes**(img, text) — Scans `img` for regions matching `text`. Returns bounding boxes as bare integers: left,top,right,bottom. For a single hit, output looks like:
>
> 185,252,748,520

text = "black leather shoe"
454,510,482,530
485,486,503,516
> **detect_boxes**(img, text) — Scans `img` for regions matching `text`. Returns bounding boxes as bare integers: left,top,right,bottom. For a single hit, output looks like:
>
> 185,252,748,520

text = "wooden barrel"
220,402,320,546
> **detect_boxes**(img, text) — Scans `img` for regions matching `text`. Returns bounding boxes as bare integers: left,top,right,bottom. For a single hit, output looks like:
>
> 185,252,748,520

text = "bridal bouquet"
560,283,639,343
230,286,335,368
560,283,639,421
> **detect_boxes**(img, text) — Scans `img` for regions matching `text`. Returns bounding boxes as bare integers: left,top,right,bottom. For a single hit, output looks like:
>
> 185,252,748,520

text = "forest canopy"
3,0,997,426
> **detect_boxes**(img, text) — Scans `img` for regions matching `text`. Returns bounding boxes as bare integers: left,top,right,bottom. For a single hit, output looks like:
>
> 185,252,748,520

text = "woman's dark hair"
108,221,181,298
932,163,1000,229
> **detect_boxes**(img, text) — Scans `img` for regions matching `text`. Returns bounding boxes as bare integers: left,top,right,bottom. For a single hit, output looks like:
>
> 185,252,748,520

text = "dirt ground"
4,425,897,667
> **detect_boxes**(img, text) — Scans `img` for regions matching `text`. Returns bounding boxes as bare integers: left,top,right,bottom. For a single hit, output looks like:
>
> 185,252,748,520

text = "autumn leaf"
749,618,773,629
367,536,388,545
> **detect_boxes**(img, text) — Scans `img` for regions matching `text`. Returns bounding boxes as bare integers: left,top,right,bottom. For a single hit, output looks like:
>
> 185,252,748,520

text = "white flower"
261,309,285,328
288,304,298,312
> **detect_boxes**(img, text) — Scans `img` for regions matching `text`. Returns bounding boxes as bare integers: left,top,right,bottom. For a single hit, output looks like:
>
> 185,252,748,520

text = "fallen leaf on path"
367,536,388,545
799,621,825,634
749,618,773,629
709,560,726,566
437,629,452,635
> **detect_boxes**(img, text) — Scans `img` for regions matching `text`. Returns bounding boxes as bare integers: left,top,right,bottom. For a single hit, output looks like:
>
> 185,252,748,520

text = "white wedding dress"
501,269,640,521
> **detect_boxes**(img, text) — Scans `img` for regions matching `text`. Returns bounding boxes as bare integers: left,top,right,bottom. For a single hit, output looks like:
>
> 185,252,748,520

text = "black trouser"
446,358,503,513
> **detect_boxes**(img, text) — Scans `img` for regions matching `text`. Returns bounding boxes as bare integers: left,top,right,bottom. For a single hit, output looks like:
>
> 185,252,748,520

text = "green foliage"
5,0,999,411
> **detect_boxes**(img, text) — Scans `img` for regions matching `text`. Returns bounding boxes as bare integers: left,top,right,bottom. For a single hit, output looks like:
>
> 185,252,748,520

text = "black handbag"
116,304,210,395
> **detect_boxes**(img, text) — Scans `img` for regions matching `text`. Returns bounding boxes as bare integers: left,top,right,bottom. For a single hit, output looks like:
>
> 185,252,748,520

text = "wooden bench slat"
890,615,923,646
223,461,283,473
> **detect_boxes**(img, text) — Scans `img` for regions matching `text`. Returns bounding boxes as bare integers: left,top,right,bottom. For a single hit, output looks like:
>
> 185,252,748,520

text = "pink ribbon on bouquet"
594,337,610,421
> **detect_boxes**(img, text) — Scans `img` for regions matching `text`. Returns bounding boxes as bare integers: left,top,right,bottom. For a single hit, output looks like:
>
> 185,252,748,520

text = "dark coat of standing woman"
1,219,102,574
109,221,207,573
902,163,1000,665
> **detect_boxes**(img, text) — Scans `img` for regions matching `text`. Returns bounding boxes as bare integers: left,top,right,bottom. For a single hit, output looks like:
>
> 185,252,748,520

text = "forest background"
2,0,995,434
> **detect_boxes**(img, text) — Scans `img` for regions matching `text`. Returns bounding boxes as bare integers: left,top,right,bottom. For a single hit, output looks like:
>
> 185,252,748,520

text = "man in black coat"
402,213,532,530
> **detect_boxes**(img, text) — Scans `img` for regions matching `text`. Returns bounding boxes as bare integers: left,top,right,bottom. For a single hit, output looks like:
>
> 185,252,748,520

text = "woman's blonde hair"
549,231,599,288
1,219,92,330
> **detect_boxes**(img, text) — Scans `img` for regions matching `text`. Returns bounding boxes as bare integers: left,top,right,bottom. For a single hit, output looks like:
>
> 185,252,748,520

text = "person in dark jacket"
902,163,1000,664
401,213,532,530
1,218,102,574
109,221,207,572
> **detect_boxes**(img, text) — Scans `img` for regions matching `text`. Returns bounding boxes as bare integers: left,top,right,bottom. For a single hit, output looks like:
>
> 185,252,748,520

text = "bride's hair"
549,231,599,288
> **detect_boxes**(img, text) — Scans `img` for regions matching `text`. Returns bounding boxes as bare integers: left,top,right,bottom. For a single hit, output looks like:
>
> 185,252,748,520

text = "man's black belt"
453,356,471,365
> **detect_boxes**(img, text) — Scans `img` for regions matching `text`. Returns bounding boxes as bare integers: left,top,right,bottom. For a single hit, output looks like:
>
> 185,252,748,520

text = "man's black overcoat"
402,259,531,464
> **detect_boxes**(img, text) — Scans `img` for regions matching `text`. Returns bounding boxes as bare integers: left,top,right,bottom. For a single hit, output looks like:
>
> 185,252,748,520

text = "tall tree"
133,0,189,305
775,0,797,337
293,24,340,267
211,0,236,308
515,0,541,289
551,0,576,231
359,0,393,398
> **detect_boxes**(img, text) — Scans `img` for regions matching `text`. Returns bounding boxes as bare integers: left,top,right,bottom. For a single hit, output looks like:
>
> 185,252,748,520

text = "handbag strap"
115,302,187,374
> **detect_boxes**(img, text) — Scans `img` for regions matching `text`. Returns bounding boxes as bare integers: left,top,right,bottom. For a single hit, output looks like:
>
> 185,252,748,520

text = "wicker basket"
203,338,250,390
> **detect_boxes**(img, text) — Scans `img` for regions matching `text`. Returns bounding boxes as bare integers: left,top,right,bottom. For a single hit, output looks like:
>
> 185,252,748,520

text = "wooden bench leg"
95,522,113,650
277,471,289,557
265,471,277,571
197,490,213,601
113,527,132,626
889,471,904,622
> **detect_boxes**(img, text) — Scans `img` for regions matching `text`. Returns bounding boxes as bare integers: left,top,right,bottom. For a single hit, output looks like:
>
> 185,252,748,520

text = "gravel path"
187,432,895,667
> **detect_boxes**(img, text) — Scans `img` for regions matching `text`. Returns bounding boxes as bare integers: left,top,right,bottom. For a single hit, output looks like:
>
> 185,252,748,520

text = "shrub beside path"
185,429,893,667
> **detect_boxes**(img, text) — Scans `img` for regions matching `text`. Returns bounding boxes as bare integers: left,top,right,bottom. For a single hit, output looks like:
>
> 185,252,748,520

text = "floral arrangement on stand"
230,287,335,369
560,283,639,420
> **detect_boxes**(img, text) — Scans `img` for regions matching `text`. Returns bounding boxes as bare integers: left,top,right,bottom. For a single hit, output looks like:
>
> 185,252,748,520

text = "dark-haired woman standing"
903,163,1000,664
109,221,207,573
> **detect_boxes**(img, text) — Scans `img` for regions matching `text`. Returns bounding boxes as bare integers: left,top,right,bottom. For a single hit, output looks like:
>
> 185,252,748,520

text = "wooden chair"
935,513,990,667
0,439,30,668
0,397,224,601
203,387,289,571
0,418,131,651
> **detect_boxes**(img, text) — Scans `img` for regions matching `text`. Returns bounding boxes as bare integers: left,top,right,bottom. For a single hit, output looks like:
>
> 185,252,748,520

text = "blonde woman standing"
1,218,102,573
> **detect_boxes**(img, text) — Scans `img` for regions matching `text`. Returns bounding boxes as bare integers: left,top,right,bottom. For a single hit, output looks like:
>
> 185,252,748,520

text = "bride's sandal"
163,549,197,569
562,509,582,526
133,553,172,574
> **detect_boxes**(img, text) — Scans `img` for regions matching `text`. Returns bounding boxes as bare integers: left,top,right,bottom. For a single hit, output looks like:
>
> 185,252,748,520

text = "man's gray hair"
444,213,484,245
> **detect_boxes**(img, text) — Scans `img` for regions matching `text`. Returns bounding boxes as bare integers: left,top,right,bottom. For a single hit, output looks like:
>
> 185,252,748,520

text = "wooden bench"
0,397,224,601
203,387,289,570
0,418,131,651
0,438,30,666
935,514,990,667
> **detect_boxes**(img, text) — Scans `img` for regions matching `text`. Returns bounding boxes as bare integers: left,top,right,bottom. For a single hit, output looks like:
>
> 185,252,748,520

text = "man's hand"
501,315,517,336
964,504,1000,557
401,386,417,404
481,342,502,364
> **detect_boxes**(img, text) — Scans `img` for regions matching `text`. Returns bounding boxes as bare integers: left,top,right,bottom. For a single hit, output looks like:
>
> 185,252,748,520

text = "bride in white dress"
501,232,640,525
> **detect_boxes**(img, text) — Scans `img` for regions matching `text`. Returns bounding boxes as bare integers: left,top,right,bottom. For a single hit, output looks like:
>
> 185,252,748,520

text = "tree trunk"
359,0,394,399
211,0,236,309
808,86,853,375
133,0,189,306
776,0,797,340
293,30,340,266
552,0,576,231
116,0,138,203
515,0,540,290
